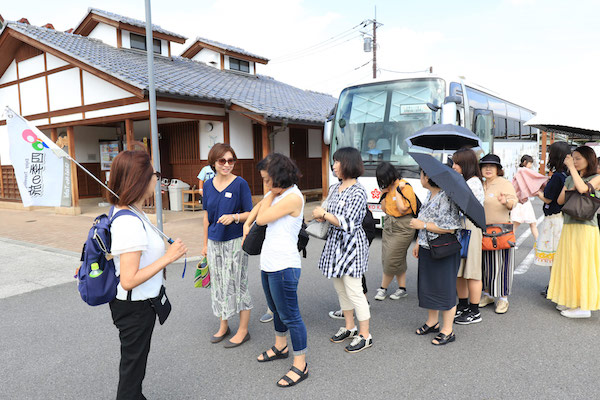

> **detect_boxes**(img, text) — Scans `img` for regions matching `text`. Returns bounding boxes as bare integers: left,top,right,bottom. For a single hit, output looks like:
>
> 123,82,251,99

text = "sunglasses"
153,171,161,179
217,158,236,166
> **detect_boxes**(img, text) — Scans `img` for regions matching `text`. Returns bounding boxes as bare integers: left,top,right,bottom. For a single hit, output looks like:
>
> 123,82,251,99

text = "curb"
0,236,80,258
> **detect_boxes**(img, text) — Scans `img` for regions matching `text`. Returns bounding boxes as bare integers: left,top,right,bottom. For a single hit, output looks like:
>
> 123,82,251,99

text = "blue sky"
2,0,599,127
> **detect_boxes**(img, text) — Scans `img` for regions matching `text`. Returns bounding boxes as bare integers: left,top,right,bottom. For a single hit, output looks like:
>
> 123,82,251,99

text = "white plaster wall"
308,128,322,158
0,85,20,114
82,71,132,104
228,111,253,159
17,54,45,79
85,102,148,119
192,49,220,68
73,125,118,162
47,68,81,111
88,24,117,47
50,113,84,124
0,125,10,165
46,53,69,70
160,39,168,57
0,60,17,84
28,119,49,126
156,101,224,116
20,77,47,116
200,121,224,159
273,127,290,157
122,30,131,48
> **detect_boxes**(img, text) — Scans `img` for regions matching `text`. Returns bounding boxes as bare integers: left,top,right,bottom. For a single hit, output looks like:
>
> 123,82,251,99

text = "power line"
270,33,363,64
379,67,431,74
307,59,372,86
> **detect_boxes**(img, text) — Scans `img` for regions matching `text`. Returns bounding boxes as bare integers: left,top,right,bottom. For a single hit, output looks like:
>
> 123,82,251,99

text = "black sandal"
432,331,456,346
257,345,289,363
415,322,440,335
277,364,309,387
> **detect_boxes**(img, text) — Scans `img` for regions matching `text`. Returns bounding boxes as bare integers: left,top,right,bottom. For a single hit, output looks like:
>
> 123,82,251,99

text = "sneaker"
556,304,568,311
345,334,373,353
389,288,408,300
374,288,387,301
330,326,357,343
328,309,344,319
260,312,274,323
479,295,495,308
495,299,509,314
454,303,469,319
560,308,591,318
454,309,482,325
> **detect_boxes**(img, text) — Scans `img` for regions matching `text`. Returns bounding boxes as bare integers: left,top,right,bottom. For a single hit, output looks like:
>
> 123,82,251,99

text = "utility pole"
372,14,377,79
362,7,382,79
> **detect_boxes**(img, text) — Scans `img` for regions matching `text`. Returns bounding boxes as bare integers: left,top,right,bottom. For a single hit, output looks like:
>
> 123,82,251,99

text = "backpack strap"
397,184,417,217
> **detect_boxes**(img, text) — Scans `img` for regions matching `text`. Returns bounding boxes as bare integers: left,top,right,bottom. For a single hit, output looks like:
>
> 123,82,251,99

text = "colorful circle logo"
22,129,49,151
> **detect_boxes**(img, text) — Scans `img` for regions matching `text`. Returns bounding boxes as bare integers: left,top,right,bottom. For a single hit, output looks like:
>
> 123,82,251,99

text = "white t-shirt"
111,209,165,301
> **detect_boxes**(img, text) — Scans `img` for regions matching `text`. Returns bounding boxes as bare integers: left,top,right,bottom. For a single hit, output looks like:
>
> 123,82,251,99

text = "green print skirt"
207,237,253,320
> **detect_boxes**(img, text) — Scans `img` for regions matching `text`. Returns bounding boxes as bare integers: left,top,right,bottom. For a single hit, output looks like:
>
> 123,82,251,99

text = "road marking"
513,215,545,275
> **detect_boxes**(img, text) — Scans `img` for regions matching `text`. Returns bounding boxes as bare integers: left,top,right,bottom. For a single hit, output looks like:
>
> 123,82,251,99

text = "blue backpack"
77,207,142,306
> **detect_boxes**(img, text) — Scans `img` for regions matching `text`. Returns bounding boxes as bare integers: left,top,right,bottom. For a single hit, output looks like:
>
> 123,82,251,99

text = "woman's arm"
256,192,302,225
409,218,454,234
395,186,410,213
564,155,590,194
201,210,209,257
537,191,552,204
557,186,567,205
120,239,187,291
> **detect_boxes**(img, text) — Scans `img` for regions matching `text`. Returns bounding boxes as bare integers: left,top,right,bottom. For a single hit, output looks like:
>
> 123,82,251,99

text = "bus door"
472,109,494,154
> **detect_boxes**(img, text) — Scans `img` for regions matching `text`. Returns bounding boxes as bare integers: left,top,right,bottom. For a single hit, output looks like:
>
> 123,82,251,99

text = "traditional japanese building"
0,8,335,212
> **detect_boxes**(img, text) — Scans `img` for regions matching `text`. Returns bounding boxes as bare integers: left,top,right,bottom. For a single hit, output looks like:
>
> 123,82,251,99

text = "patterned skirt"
482,248,515,297
207,237,253,320
534,213,563,267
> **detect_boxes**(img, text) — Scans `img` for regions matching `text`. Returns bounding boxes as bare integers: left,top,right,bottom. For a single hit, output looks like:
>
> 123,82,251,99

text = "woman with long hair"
479,154,518,314
201,143,254,346
108,151,187,399
373,162,417,301
313,147,372,353
534,142,570,295
547,145,600,318
451,148,485,325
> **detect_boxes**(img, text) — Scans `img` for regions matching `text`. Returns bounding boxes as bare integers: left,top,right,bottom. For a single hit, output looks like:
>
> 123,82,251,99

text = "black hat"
479,153,502,168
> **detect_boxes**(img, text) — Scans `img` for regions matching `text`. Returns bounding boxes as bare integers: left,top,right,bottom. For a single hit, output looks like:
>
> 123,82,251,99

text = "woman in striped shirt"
313,147,372,353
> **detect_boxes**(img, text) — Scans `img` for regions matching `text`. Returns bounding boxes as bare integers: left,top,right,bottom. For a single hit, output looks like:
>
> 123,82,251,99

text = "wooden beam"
155,96,224,108
261,125,270,194
0,65,75,89
15,60,22,115
156,110,226,121
321,131,330,199
540,130,547,174
50,128,58,142
220,53,224,70
43,53,51,125
125,119,134,150
168,42,171,57
79,69,85,118
67,126,79,207
229,104,266,125
223,112,230,144
0,164,4,198
36,110,150,130
116,29,122,48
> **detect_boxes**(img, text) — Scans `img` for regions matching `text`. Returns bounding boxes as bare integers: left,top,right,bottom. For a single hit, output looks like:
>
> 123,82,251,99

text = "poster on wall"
99,141,120,171
494,140,539,181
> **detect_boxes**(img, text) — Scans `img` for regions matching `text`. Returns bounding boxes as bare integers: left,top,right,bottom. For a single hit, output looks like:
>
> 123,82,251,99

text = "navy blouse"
203,176,253,242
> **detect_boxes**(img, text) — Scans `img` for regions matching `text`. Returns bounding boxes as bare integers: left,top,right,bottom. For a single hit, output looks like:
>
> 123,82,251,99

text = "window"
229,57,250,73
129,33,161,54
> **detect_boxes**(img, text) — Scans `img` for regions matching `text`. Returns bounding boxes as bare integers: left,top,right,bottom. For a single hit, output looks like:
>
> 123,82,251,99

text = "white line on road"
513,215,545,275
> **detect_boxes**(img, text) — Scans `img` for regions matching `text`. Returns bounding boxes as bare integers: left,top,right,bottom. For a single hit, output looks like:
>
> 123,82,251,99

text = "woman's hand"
409,218,425,230
165,239,187,263
564,154,574,170
200,244,208,257
218,214,235,225
312,206,327,221
412,244,419,258
497,193,508,205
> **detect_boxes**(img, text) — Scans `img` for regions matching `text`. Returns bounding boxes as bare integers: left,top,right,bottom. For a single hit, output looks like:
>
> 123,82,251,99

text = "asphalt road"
1,198,599,399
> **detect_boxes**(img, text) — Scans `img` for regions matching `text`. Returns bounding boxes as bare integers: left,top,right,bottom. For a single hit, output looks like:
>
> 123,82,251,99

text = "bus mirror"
444,95,463,105
427,102,441,112
441,102,458,125
324,118,333,145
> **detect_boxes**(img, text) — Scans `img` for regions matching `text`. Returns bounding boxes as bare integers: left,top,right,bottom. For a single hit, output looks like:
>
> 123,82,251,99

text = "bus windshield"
331,78,445,174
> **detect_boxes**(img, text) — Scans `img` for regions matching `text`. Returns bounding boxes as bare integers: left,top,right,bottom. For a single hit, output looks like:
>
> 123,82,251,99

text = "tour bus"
323,73,538,227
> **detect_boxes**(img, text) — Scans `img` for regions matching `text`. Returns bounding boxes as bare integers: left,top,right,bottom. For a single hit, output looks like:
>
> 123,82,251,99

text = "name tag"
338,200,346,207
392,197,396,200
225,192,232,198
161,295,167,305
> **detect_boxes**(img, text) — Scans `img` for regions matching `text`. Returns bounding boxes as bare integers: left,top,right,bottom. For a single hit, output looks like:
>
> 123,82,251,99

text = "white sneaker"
390,288,408,300
560,308,591,318
556,304,568,311
374,288,387,301
328,309,344,319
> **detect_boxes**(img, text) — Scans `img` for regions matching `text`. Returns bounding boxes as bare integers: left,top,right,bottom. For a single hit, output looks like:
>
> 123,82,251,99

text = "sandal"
432,332,456,346
257,345,289,363
415,322,440,335
277,363,309,387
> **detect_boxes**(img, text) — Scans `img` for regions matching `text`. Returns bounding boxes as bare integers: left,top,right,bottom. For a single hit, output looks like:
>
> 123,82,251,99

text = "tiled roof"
6,23,336,124
193,37,269,62
80,8,187,40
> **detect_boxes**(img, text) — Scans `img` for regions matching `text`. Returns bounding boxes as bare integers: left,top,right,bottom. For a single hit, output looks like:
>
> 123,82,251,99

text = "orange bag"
482,224,515,251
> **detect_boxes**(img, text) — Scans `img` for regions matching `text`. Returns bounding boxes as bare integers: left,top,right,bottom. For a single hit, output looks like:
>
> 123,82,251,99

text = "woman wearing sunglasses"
201,143,254,347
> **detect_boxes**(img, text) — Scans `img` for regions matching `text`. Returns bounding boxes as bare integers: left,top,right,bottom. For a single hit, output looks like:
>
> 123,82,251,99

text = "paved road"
1,199,599,399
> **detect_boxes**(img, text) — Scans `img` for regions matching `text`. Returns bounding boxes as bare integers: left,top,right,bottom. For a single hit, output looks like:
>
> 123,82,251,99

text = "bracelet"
235,213,240,224
322,212,327,219
423,222,427,230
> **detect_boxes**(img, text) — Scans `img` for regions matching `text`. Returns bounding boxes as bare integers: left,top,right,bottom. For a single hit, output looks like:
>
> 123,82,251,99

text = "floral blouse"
467,176,485,206
416,190,462,248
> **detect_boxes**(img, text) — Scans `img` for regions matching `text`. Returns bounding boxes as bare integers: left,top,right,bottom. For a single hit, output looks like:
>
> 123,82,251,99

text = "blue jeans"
261,268,307,355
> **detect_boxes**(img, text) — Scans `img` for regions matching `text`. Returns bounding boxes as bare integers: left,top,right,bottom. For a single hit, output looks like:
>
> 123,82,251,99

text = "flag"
5,107,72,207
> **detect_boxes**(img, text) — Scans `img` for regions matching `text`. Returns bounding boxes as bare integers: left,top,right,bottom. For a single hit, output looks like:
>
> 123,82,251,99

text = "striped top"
318,182,369,279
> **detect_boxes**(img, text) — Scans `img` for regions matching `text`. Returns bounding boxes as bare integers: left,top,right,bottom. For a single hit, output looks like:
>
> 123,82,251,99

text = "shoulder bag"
193,257,211,288
426,231,462,259
242,223,267,255
482,224,515,251
562,182,600,221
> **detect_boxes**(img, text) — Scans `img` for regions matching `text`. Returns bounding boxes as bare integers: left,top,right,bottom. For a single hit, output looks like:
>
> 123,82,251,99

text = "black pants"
110,299,156,400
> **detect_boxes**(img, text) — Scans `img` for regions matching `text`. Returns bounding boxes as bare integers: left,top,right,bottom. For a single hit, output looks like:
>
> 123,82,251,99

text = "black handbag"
562,182,600,221
242,223,267,255
149,285,171,325
426,232,462,260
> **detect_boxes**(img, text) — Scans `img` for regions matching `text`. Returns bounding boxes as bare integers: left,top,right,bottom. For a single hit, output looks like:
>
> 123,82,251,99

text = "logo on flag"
5,107,72,207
